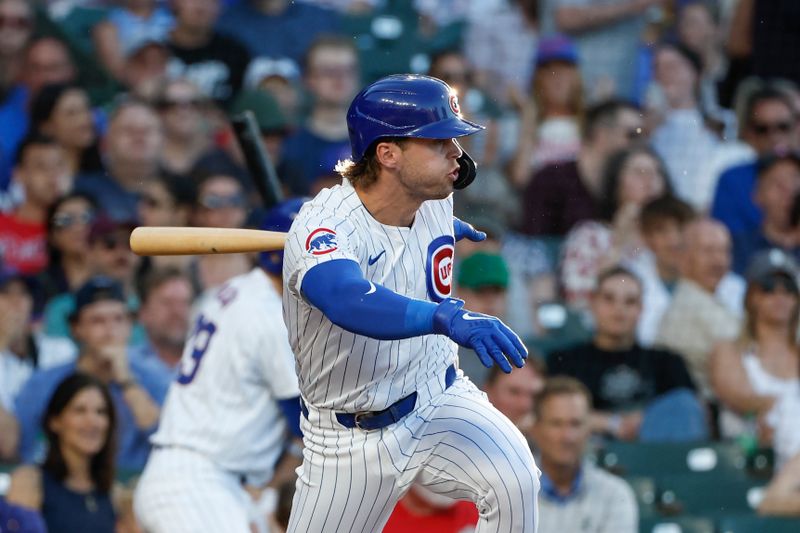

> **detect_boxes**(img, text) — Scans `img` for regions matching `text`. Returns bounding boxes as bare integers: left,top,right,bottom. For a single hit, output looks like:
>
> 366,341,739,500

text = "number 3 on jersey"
177,313,217,385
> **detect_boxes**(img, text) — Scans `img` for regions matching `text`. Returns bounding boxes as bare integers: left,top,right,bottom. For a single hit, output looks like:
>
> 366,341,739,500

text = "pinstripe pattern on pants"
287,377,540,533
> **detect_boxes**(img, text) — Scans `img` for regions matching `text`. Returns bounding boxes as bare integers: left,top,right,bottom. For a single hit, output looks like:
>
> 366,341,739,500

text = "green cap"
457,252,509,290
230,90,289,133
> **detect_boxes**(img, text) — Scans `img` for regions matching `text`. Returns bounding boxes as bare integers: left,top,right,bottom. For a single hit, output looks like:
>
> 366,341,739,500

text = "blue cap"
70,276,126,320
259,198,308,276
535,35,579,68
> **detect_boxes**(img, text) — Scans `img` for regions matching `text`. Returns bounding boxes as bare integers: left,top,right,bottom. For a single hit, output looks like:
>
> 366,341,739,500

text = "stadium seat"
654,474,765,516
626,476,658,519
639,515,714,533
717,514,800,533
599,441,747,479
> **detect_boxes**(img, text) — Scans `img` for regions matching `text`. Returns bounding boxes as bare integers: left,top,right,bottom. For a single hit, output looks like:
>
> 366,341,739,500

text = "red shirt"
0,213,47,275
382,500,479,533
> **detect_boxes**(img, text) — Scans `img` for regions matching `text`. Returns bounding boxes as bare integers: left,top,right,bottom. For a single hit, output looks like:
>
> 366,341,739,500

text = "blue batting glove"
432,298,527,373
453,217,487,243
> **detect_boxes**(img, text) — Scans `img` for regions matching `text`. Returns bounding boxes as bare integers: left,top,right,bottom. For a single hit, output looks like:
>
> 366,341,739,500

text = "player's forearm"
555,1,651,33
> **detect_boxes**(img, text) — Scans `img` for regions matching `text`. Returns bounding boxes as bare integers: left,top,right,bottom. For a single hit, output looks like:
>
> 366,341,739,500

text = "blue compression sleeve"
277,397,303,438
301,259,438,340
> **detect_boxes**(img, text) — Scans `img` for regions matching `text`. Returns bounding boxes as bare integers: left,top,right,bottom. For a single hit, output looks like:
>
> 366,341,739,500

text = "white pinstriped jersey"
282,179,458,412
151,268,299,486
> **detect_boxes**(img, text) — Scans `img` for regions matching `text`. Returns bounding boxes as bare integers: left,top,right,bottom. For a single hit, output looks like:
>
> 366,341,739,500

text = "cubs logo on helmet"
305,228,339,256
426,235,455,302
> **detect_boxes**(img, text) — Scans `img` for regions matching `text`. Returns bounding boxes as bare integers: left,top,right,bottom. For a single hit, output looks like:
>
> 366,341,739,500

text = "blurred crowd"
1,0,800,531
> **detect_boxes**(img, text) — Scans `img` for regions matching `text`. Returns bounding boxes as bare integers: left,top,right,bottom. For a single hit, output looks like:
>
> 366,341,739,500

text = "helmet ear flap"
453,142,477,190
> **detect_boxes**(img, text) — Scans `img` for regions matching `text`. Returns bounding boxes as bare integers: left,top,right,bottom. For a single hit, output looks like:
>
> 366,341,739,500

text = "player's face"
485,365,543,429
396,138,462,201
590,275,642,340
532,393,590,468
72,300,132,351
49,386,110,457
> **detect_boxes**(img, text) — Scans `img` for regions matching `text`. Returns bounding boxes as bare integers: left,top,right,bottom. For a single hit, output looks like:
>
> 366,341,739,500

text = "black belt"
301,364,457,431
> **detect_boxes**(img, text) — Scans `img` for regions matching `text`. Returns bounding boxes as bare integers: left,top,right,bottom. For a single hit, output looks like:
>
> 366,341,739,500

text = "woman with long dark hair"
29,83,103,177
6,373,117,533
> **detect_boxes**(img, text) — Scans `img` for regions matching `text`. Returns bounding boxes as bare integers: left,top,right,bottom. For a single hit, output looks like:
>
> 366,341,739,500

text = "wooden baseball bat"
130,227,287,256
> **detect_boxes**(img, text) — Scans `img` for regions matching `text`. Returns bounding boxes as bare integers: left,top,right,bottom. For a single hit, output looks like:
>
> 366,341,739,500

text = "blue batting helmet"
258,197,307,276
346,74,485,189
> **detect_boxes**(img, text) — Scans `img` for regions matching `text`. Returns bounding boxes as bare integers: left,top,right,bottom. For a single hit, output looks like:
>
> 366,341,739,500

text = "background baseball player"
133,200,306,533
282,74,540,533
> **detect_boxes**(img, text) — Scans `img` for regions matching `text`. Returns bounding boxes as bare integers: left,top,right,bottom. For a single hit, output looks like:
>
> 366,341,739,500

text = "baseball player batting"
133,200,306,533
283,74,541,532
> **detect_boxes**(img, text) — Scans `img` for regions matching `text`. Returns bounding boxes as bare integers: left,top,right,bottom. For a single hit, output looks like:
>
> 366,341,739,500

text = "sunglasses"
158,98,206,111
0,14,31,30
755,275,799,295
52,211,94,229
198,193,245,210
751,121,794,136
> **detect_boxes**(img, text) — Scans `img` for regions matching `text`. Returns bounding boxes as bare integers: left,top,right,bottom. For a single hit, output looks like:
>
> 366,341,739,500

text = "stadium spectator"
711,86,799,236
217,0,341,67
166,0,251,106
463,0,538,107
37,192,97,305
656,218,741,397
560,146,671,312
626,196,695,346
42,214,145,344
517,99,643,237
14,276,167,470
731,153,800,275
243,56,302,126
29,82,102,178
759,450,800,517
281,35,358,195
484,356,546,437
189,156,252,291
154,78,212,176
7,373,117,533
648,41,720,206
230,89,298,197
0,0,35,190
134,266,193,390
454,251,511,385
710,249,800,441
550,266,701,442
121,36,172,101
0,266,76,422
0,134,71,275
511,34,583,187
544,0,660,101
18,36,77,100
93,0,175,82
74,99,163,222
383,484,479,533
532,376,637,533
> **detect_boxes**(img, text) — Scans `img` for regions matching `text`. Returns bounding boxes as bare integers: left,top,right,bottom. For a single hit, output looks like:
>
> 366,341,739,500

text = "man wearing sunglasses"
711,86,800,236
0,134,70,276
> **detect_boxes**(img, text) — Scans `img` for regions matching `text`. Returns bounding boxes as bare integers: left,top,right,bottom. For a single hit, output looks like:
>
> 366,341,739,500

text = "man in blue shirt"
14,276,168,471
711,86,799,236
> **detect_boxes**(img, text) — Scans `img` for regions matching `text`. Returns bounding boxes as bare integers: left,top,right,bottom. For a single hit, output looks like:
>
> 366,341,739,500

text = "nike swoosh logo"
368,250,386,265
462,312,486,321
365,282,377,295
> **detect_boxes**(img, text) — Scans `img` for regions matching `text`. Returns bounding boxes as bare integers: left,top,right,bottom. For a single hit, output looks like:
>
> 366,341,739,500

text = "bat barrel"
129,227,287,256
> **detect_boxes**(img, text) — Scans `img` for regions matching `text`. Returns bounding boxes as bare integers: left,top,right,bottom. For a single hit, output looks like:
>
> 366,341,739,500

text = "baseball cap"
88,214,137,244
535,35,578,68
124,35,169,61
745,249,799,288
230,90,290,134
457,252,509,290
70,276,126,320
244,57,300,89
